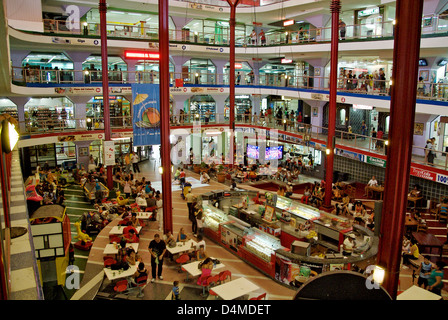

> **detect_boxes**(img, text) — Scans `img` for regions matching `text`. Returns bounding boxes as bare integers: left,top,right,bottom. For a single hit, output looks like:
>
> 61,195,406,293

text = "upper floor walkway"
17,112,448,174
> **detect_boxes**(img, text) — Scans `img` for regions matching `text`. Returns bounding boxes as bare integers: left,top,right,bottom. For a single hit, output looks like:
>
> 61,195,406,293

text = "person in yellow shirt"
402,238,419,267
124,153,131,173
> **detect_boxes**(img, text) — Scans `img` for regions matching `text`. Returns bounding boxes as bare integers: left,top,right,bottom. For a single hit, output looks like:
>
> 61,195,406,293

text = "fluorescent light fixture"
158,166,163,174
128,13,142,16
110,11,125,14
353,104,373,110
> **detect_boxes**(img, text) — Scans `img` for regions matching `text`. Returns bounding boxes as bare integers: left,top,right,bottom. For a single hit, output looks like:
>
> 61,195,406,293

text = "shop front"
82,55,127,82
0,98,18,120
86,95,131,128
182,59,216,85
187,95,216,122
200,190,378,289
24,97,75,133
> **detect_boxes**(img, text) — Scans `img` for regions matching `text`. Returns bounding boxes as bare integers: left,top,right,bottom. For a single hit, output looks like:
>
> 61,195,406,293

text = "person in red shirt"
376,127,384,151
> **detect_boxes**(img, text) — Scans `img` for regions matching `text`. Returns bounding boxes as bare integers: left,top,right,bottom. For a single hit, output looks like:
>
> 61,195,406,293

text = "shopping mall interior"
0,0,448,304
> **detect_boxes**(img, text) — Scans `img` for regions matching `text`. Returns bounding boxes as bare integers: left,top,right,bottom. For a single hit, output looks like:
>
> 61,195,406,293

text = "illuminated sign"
353,104,373,110
281,58,293,64
235,63,243,69
124,51,160,60
358,7,380,17
283,19,295,26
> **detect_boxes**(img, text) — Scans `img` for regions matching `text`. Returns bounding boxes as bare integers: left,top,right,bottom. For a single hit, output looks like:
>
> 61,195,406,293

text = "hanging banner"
103,140,116,166
131,83,161,146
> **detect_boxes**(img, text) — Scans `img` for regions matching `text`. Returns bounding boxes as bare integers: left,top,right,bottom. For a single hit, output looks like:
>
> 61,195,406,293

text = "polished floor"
63,159,447,300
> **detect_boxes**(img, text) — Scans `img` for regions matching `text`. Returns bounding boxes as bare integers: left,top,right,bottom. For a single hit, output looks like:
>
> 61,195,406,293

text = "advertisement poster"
131,83,161,146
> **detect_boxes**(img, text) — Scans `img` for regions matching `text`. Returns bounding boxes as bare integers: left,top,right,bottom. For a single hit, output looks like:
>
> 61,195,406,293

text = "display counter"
201,189,378,289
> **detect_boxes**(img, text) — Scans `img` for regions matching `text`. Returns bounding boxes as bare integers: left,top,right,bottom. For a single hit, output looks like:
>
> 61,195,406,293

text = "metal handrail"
12,67,448,102
17,113,448,170
40,13,448,45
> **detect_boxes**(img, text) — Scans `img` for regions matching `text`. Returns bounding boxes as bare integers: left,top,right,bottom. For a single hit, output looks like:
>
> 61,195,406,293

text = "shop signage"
366,156,386,168
335,148,365,162
310,93,346,103
436,173,448,185
55,87,132,95
410,167,437,181
358,7,379,17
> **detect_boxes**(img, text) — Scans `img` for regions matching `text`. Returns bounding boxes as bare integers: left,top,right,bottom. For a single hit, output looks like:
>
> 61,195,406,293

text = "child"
172,280,180,300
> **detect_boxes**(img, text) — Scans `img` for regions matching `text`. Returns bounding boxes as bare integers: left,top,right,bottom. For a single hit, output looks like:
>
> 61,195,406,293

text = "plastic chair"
135,276,148,298
175,253,190,273
103,258,116,268
114,279,129,293
249,292,267,300
206,275,220,299
218,270,232,284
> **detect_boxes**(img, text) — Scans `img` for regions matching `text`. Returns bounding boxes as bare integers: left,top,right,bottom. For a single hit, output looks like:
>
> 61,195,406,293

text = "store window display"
24,97,75,132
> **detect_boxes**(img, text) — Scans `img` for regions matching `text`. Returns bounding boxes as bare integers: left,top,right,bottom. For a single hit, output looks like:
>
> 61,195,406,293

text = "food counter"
201,190,378,289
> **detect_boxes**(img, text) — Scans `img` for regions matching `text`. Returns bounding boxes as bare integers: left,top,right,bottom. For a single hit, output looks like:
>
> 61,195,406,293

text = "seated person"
195,244,208,261
352,201,366,223
125,247,141,266
115,239,128,263
131,262,148,286
130,212,142,228
230,179,237,190
177,227,189,243
402,238,419,267
200,171,210,184
123,228,139,243
332,186,343,201
135,193,147,211
409,184,422,198
364,176,378,197
301,186,312,204
337,193,350,216
123,221,138,235
285,183,293,198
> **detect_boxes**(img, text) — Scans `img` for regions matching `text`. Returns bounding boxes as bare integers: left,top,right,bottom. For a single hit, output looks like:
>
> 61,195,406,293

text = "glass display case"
221,220,248,252
244,227,283,262
288,201,321,221
276,195,292,211
203,204,229,232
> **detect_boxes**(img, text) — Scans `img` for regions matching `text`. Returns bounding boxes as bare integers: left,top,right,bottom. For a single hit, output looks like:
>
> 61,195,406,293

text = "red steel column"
99,0,113,190
376,0,423,299
227,0,239,166
323,0,340,208
159,0,173,233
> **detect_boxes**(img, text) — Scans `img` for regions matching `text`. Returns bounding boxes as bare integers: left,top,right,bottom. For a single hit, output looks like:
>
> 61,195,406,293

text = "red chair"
218,270,231,284
114,280,129,293
135,276,148,298
249,292,267,300
103,256,116,268
175,253,190,273
201,275,219,297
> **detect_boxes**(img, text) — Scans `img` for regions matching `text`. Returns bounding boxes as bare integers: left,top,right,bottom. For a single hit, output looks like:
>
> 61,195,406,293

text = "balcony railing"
17,113,448,171
12,67,448,102
39,13,448,46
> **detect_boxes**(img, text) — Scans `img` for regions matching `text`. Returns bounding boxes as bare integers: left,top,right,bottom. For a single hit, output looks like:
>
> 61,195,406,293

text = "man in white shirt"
131,152,140,173
364,176,378,197
343,234,356,256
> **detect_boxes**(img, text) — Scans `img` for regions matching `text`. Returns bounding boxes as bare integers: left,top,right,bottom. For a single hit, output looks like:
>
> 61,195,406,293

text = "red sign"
235,63,243,69
283,20,295,27
124,51,160,60
410,167,437,181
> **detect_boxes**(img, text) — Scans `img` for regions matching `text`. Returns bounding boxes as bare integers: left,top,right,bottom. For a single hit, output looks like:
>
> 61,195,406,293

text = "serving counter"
200,189,378,289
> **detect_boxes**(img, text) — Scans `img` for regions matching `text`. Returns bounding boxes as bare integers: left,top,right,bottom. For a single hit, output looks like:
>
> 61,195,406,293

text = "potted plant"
216,164,226,183
200,162,209,173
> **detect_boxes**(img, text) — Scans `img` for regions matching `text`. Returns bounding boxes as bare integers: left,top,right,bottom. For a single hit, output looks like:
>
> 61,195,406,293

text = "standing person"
236,72,241,85
250,29,257,45
131,152,140,173
361,120,367,139
259,29,266,46
371,127,377,150
417,255,433,289
425,137,436,165
172,280,181,300
376,127,384,151
338,19,346,40
148,234,166,282
124,153,131,174
194,203,204,237
427,260,446,295
186,190,195,222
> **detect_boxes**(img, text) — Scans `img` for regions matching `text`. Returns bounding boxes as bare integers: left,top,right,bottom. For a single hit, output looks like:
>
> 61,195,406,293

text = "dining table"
181,258,225,282
166,239,198,255
103,242,139,255
412,231,444,258
103,263,138,281
209,277,259,300
109,225,142,235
